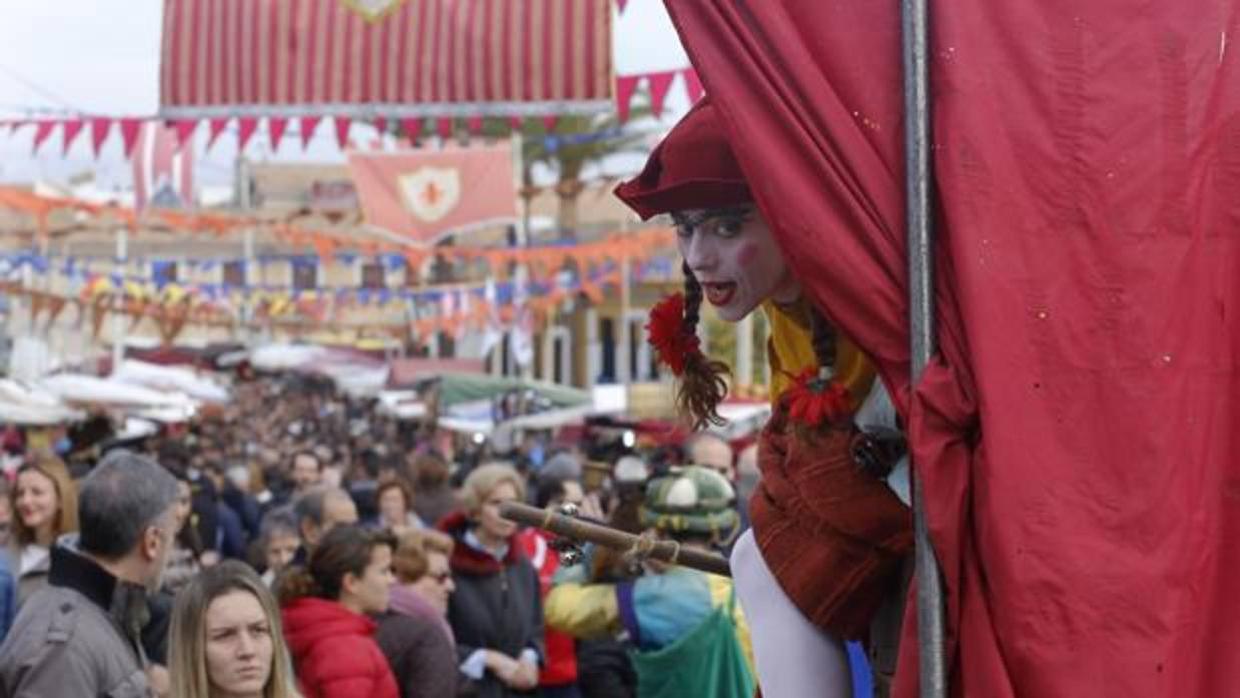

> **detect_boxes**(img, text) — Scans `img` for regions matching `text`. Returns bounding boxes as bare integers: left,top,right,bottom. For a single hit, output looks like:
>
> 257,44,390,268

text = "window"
403,260,420,287
360,262,386,289
438,332,456,358
291,260,318,291
627,313,653,381
428,254,455,284
152,261,178,287
222,261,246,287
599,317,616,383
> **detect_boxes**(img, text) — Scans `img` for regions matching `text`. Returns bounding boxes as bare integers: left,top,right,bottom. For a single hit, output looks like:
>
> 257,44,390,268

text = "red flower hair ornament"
646,293,702,376
785,367,853,427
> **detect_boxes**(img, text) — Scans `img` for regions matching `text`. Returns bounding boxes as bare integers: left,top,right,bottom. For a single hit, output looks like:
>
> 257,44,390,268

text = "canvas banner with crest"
347,144,516,243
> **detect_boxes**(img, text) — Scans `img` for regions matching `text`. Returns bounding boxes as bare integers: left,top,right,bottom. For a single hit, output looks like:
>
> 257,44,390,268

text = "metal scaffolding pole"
902,0,948,696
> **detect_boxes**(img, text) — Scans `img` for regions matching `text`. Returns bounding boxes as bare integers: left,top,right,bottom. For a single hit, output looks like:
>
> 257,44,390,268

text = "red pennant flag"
508,116,524,130
61,119,85,155
206,118,230,150
119,118,143,157
268,117,288,151
542,116,559,132
89,118,112,157
467,115,484,134
300,116,321,149
334,116,352,150
237,117,259,151
174,119,198,150
374,116,388,134
649,71,677,118
616,0,629,13
31,121,56,154
436,117,454,140
683,68,704,103
616,74,641,123
400,118,423,141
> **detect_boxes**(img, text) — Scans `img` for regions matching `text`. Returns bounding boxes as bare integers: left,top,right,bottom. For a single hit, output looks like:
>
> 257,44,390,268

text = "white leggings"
731,528,854,698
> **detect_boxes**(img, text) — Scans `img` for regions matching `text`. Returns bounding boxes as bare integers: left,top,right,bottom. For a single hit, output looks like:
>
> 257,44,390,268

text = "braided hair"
676,262,731,428
808,304,839,380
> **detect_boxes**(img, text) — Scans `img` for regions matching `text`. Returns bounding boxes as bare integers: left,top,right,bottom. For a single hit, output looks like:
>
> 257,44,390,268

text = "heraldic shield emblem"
399,167,462,223
339,0,406,22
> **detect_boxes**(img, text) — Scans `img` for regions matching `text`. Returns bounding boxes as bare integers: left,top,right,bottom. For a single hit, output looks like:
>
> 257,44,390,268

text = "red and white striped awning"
159,0,614,120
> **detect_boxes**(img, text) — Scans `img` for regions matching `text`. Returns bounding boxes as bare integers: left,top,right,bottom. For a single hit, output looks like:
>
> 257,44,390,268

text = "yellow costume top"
763,299,876,407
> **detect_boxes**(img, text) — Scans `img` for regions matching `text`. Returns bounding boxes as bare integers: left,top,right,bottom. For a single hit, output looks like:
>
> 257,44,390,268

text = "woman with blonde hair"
169,560,302,698
438,463,544,698
9,456,78,604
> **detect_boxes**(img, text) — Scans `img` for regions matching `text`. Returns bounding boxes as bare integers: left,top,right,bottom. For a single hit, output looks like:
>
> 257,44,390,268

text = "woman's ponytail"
274,565,320,606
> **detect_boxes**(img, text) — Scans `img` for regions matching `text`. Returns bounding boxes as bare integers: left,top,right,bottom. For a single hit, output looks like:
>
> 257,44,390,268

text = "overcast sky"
0,0,691,188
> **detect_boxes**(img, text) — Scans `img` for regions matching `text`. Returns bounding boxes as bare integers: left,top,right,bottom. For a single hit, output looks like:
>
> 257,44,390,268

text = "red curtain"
664,1,1240,696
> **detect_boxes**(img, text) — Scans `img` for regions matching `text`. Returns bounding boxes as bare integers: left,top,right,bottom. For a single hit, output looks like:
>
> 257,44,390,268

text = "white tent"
112,360,230,403
0,379,86,425
39,374,196,409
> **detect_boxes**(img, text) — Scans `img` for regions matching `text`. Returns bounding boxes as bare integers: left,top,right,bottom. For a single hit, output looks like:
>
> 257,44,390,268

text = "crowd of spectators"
0,373,758,697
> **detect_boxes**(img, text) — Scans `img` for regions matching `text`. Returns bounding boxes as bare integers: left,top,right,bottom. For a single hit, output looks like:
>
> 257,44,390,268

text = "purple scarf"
389,584,454,643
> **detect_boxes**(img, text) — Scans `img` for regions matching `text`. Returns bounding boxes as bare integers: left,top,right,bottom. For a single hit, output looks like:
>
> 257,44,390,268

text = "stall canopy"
388,357,486,387
158,0,614,121
664,1,1240,697
425,373,591,410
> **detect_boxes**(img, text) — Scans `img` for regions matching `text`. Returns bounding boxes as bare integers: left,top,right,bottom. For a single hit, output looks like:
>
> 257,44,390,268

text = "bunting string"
0,68,700,159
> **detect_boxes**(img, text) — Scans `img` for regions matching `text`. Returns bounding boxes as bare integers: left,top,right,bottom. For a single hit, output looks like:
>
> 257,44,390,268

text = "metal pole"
511,131,530,378
618,253,632,384
237,156,255,344
110,227,128,373
902,0,948,696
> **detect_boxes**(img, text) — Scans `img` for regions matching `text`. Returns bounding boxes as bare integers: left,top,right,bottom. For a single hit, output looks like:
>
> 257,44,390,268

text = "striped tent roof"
159,0,614,120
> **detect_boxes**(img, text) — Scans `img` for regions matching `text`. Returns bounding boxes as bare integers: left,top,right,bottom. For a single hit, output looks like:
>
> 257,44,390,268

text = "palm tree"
399,94,657,239
517,98,655,238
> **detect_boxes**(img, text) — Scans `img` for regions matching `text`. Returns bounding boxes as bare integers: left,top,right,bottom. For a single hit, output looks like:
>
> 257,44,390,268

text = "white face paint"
674,207,800,322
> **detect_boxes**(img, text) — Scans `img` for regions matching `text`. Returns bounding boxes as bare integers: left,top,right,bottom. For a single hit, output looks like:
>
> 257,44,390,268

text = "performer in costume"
613,98,913,697
544,465,755,698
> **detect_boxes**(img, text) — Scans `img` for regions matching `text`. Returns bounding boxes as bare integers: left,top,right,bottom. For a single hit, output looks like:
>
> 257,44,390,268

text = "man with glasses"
0,450,180,697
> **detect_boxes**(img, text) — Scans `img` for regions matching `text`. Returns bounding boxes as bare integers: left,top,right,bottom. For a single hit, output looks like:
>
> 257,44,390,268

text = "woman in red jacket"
277,524,400,698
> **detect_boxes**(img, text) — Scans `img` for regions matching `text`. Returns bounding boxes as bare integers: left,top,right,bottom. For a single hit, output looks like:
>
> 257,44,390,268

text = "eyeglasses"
428,571,452,584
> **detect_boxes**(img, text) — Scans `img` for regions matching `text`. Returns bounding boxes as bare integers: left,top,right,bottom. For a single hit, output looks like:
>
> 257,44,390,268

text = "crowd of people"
0,372,763,698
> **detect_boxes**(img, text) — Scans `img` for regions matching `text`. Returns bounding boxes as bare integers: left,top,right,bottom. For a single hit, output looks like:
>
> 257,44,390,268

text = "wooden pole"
499,501,731,577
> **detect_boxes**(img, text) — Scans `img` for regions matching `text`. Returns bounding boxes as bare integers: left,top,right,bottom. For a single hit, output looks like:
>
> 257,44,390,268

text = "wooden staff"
499,501,731,577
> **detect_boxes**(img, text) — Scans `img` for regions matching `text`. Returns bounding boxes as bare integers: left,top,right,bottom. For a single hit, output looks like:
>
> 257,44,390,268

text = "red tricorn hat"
614,98,752,220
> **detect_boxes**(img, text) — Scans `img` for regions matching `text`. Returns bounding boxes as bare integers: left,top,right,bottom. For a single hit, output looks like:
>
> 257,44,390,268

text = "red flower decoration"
646,293,701,376
785,368,853,426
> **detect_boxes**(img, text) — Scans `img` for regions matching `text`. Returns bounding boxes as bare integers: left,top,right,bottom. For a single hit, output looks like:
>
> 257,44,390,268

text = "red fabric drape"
158,0,613,119
664,1,1240,696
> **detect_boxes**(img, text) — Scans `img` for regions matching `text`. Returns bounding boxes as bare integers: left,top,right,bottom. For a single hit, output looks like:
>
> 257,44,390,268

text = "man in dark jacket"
0,450,180,697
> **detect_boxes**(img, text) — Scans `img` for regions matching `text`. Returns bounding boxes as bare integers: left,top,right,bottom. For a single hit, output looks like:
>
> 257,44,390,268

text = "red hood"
281,597,376,663
438,510,525,575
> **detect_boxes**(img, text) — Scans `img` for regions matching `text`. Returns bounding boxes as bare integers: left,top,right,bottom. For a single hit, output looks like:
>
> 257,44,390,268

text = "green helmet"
640,465,740,543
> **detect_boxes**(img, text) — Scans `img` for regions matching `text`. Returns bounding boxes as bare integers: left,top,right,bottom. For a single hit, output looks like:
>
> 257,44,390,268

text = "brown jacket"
750,401,912,639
